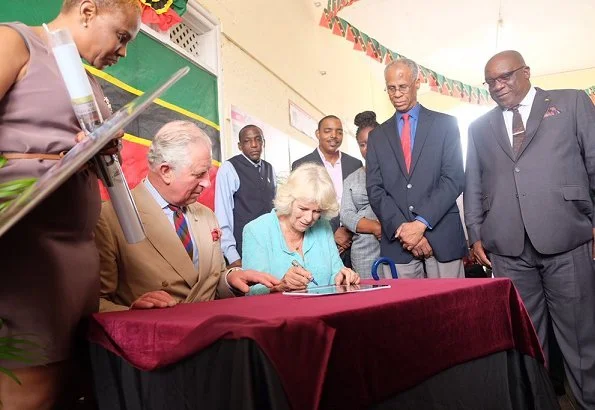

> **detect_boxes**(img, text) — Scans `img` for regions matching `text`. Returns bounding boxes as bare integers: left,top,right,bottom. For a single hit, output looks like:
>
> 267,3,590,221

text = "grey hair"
385,58,419,81
147,121,212,171
274,163,339,220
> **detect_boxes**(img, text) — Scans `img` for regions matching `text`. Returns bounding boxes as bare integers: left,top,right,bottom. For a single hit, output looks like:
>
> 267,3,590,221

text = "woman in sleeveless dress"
0,1,141,408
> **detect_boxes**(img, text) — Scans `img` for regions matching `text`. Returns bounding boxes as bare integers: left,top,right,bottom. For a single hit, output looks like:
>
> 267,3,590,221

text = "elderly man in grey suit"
464,50,595,408
367,58,468,278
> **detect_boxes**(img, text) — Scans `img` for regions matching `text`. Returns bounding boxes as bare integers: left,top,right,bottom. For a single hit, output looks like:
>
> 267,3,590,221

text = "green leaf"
0,178,36,191
0,366,21,385
0,318,46,389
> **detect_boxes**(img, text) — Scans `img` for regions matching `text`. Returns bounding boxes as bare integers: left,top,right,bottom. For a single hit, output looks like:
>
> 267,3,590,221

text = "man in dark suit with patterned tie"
366,58,467,279
464,50,595,408
291,115,362,266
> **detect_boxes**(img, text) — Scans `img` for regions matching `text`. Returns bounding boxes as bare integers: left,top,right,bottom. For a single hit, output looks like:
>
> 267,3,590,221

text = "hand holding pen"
292,260,319,286
271,259,318,293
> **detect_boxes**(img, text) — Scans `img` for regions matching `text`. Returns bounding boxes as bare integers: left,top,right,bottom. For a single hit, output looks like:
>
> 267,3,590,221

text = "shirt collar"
240,152,262,167
502,87,537,111
396,103,421,122
317,147,342,165
519,86,537,108
144,178,170,210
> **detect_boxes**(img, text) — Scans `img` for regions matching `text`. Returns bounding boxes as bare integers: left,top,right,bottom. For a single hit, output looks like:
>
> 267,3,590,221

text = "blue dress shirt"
243,210,344,295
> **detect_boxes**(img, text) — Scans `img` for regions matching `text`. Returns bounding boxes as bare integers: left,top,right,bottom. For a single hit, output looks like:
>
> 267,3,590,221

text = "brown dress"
0,23,109,367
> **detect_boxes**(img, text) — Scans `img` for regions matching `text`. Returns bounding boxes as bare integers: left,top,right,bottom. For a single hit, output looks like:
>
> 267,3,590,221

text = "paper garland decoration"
320,0,492,105
139,0,188,31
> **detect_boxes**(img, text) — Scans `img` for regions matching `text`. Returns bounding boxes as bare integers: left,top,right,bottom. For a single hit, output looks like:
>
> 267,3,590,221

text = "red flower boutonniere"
211,228,221,242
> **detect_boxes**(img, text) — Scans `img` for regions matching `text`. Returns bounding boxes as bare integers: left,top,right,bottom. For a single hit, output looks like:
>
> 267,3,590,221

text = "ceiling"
336,0,595,87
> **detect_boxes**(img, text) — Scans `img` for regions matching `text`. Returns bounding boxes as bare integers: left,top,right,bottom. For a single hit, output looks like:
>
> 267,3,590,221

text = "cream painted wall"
219,35,320,159
532,68,595,90
197,0,595,162
198,0,393,162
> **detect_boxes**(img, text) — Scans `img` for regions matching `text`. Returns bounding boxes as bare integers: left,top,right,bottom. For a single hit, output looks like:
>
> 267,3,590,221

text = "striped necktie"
510,105,526,157
168,204,193,260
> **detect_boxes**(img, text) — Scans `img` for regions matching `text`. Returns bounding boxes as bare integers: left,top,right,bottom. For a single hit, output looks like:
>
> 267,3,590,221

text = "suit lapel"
309,149,323,165
518,88,550,158
409,106,432,175
134,183,197,287
383,114,409,177
488,108,515,161
186,205,211,286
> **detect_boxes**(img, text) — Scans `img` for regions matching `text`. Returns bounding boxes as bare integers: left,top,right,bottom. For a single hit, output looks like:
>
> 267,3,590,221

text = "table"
88,278,558,409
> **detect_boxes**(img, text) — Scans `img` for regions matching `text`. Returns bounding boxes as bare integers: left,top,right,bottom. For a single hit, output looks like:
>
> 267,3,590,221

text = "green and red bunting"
319,1,492,105
139,0,188,31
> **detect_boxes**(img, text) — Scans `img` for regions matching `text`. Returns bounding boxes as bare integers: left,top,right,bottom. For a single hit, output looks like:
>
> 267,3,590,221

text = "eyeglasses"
483,66,526,88
385,81,415,95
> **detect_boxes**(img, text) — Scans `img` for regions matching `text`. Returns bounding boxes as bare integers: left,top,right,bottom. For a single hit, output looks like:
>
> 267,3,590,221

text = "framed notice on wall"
288,100,318,141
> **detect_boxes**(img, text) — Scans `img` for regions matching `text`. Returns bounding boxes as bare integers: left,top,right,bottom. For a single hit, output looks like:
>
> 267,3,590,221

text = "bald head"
484,50,531,109
485,50,526,72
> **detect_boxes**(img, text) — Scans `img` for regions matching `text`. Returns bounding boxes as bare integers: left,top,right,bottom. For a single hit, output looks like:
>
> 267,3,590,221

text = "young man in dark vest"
215,125,276,267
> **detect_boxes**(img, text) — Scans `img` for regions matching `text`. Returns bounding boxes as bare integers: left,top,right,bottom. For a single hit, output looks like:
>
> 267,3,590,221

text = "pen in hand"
291,259,318,286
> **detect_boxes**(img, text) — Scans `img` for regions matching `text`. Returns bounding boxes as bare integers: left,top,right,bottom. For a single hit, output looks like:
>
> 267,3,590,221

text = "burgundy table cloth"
88,278,544,409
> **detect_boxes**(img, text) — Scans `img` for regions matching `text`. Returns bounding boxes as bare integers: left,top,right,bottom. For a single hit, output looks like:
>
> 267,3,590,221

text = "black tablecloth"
90,339,558,410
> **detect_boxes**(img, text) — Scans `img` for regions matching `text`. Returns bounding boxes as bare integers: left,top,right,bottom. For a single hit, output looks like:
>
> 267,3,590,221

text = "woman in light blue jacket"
243,163,359,295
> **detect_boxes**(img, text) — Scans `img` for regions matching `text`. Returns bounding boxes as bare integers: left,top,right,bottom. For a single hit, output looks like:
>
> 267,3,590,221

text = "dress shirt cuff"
225,267,245,297
224,248,241,265
415,216,433,230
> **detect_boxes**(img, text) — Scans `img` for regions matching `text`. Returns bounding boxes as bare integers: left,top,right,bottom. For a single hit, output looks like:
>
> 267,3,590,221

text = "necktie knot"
167,204,184,215
402,113,410,121
509,105,521,113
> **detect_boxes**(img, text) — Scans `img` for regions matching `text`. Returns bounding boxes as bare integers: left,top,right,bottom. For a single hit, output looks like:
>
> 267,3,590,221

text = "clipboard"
0,67,190,238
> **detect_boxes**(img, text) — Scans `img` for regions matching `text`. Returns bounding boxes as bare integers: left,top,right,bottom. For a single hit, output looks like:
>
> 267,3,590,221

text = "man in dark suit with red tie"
366,58,467,278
